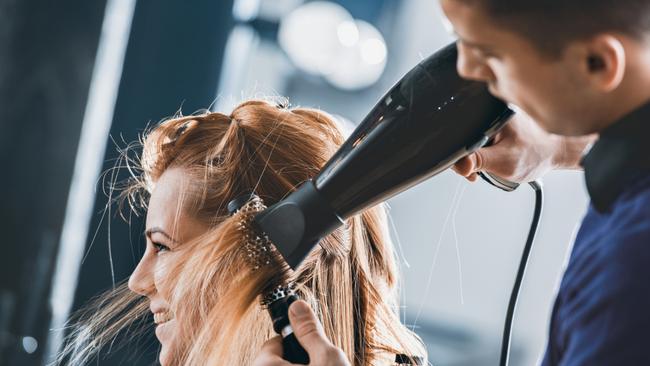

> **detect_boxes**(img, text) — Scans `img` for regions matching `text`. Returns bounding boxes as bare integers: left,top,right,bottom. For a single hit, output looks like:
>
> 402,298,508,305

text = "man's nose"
456,43,494,82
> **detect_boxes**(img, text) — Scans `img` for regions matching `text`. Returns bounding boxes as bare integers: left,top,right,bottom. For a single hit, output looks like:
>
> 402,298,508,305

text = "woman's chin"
155,319,177,365
159,345,172,366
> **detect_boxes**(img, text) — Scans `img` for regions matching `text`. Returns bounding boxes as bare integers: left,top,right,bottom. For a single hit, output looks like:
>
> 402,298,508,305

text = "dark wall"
0,0,106,364
69,0,234,365
1,0,234,364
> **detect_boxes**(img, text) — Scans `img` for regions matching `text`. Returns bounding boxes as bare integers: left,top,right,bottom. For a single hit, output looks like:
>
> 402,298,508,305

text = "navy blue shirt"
542,102,650,365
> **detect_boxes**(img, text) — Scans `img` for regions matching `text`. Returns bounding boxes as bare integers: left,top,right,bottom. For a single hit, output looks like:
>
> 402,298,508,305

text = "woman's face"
128,168,208,365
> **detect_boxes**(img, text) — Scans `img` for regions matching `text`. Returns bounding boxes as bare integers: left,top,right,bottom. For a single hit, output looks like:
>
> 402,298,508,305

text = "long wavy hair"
58,99,426,365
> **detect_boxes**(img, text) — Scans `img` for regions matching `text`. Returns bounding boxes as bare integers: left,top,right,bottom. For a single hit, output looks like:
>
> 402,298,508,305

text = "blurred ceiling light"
325,20,387,90
278,1,354,75
361,37,387,65
258,0,304,22
278,1,388,90
337,20,359,47
233,0,262,22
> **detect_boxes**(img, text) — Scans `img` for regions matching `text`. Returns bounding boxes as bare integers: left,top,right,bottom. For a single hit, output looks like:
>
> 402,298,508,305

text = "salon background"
0,0,587,365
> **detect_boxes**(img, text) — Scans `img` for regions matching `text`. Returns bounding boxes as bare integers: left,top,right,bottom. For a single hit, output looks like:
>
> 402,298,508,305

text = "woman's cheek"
154,255,176,300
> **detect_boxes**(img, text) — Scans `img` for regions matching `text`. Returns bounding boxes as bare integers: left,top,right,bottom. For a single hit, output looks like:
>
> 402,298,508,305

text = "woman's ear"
583,34,626,93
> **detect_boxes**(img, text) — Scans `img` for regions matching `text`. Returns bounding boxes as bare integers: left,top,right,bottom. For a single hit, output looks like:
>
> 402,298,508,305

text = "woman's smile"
153,310,174,325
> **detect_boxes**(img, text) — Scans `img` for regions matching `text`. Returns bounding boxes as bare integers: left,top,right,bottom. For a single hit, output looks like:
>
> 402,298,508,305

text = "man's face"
440,0,600,136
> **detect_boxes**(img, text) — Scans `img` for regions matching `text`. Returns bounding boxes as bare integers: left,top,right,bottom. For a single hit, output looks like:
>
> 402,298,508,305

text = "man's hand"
453,112,596,183
253,300,350,366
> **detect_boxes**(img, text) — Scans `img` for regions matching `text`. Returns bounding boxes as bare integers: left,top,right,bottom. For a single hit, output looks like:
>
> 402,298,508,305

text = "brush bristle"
234,197,277,270
233,196,292,302
261,283,296,307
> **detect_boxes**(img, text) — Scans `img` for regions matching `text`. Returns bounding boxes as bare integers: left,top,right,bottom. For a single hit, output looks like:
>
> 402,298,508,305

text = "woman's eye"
152,242,170,254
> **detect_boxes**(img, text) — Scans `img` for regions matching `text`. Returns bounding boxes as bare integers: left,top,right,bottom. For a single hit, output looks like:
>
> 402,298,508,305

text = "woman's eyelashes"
151,241,171,254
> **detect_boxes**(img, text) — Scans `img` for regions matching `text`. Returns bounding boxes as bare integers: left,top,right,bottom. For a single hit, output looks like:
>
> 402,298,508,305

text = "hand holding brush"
253,300,349,366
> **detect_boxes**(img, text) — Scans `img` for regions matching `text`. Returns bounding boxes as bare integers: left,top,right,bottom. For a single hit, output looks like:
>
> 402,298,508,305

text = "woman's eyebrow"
144,227,177,243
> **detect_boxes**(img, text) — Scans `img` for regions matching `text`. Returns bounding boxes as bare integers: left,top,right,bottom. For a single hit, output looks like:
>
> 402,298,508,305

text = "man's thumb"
468,145,500,174
288,300,331,354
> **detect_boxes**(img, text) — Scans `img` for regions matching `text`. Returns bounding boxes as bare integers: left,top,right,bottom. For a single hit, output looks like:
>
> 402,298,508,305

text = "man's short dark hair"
459,0,650,57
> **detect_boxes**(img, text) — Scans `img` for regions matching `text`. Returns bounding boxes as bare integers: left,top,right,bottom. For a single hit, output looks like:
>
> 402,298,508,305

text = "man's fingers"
453,145,513,183
252,301,349,366
453,156,473,176
454,151,487,175
253,336,289,366
472,149,487,172
470,145,506,175
260,336,285,357
289,300,349,364
289,300,332,356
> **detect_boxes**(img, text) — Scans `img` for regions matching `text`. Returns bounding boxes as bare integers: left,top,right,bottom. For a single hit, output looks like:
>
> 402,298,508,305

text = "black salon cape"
542,101,650,365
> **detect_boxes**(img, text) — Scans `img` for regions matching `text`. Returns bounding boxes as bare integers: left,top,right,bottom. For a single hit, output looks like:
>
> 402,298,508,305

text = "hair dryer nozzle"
254,181,342,269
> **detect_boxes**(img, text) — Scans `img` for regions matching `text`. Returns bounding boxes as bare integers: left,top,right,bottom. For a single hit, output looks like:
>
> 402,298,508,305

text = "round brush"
228,194,310,365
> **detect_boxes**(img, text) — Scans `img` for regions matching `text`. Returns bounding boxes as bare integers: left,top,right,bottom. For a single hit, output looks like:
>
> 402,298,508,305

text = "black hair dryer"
255,42,517,269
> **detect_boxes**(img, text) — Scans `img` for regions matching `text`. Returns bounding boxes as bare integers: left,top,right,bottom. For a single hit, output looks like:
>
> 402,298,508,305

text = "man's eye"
472,48,488,57
152,242,170,253
476,49,497,59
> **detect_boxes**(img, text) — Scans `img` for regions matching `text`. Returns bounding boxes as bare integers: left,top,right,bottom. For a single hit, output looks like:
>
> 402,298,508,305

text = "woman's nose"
128,253,155,296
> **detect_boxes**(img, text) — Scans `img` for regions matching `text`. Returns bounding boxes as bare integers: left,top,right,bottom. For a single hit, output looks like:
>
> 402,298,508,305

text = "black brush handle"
283,332,310,364
268,295,309,364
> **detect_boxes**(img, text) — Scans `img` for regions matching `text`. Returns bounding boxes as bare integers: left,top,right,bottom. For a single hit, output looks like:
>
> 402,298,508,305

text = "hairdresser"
254,0,650,365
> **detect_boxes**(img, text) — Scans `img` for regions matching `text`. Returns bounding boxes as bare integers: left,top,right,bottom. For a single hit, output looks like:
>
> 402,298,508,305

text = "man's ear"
583,34,626,92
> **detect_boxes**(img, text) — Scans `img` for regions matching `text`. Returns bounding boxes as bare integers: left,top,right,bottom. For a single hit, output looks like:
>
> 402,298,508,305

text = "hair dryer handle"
477,171,520,192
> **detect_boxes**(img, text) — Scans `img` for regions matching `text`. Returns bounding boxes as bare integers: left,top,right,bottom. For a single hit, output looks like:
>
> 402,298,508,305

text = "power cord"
499,180,543,366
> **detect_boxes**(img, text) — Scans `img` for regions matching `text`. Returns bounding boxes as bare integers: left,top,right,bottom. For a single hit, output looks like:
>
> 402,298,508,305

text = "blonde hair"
59,100,426,365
